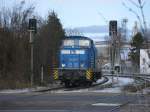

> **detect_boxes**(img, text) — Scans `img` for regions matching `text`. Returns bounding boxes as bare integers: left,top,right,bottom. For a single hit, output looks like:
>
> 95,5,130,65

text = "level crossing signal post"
28,18,37,86
109,20,118,83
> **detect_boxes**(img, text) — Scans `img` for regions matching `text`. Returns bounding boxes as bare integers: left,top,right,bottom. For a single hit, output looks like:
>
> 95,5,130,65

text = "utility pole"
30,31,34,86
121,18,128,41
41,65,44,84
28,18,37,86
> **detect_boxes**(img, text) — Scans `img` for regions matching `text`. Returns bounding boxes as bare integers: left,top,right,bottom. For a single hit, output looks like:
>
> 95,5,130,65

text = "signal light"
28,18,37,33
109,20,117,36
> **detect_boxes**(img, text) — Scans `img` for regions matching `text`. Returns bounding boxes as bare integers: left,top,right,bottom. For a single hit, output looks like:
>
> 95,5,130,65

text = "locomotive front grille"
59,69,87,80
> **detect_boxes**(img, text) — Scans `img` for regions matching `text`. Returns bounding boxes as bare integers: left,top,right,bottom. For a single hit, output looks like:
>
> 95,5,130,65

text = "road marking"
92,103,121,106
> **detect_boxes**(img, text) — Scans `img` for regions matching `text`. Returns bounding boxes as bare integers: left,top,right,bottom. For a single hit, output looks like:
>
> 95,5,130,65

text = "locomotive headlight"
62,64,66,67
76,50,85,54
80,63,84,68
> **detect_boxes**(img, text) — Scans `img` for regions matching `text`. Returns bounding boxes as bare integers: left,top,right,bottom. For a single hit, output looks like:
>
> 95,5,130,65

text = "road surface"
0,91,139,112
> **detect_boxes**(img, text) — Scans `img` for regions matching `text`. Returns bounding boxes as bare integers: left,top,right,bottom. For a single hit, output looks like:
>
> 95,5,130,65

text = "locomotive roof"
65,36,92,41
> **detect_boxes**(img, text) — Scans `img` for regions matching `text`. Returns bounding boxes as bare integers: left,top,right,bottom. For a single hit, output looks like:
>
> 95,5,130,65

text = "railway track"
104,73,150,93
34,74,149,93
35,76,109,93
91,76,109,87
105,73,150,83
63,76,109,91
103,73,150,77
104,73,150,81
35,86,64,92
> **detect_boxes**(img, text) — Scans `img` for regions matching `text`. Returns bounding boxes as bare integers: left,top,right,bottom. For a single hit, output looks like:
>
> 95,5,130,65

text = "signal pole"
28,18,37,86
41,65,44,84
111,34,115,83
109,20,118,83
30,31,34,86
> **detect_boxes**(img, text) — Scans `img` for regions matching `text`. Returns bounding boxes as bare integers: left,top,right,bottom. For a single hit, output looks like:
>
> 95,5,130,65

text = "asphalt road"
0,91,139,112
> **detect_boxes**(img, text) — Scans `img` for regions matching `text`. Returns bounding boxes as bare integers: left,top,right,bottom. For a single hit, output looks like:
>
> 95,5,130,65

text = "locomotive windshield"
79,40,90,47
63,39,90,47
63,39,74,46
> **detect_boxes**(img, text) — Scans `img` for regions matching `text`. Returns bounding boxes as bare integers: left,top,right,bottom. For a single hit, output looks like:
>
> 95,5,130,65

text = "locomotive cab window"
63,40,74,47
79,40,90,47
61,50,70,54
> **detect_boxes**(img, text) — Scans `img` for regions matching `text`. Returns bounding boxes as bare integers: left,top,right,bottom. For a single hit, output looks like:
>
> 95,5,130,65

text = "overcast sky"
1,0,150,29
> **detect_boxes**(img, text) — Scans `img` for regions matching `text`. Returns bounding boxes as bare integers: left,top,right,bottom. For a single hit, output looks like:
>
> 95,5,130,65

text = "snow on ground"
0,87,49,94
92,87,122,93
92,77,134,93
0,88,32,94
113,77,134,86
53,89,90,94
142,87,150,94
95,77,105,83
55,77,135,94
0,77,135,94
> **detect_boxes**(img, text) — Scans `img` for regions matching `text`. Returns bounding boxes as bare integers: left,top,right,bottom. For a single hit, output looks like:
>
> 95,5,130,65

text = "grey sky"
1,0,150,29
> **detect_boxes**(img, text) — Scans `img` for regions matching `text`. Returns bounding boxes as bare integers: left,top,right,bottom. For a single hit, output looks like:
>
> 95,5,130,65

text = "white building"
140,49,150,74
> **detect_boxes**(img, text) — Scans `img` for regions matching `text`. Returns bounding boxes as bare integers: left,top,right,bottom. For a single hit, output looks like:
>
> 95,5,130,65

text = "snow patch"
92,77,134,93
54,77,135,94
0,88,32,94
96,77,105,83
0,77,135,94
0,86,49,94
113,77,134,86
92,103,121,106
92,87,122,93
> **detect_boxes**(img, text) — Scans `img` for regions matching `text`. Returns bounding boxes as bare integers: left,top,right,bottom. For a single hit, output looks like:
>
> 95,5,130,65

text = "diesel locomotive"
53,36,101,87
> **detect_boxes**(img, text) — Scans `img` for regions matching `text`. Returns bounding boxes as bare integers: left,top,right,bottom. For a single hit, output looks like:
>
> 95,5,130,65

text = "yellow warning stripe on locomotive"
53,69,58,80
86,69,93,80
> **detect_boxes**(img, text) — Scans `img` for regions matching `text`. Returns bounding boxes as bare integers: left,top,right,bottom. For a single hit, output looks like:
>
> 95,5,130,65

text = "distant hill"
74,25,108,33
65,25,108,41
65,25,108,34
65,25,132,41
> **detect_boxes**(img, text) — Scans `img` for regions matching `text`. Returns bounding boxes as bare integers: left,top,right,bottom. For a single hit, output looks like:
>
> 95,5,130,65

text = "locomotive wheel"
79,81,92,87
87,81,92,86
72,82,79,87
64,81,71,88
85,81,92,87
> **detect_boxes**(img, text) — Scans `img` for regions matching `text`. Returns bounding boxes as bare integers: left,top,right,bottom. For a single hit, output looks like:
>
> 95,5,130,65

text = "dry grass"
120,104,150,112
122,82,150,93
0,79,30,89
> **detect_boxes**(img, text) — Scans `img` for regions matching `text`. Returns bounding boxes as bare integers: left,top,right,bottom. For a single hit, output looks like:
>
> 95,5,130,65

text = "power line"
97,11,108,24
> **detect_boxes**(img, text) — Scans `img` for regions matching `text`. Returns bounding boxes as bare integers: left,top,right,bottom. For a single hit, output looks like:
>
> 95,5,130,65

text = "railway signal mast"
109,20,120,82
28,18,37,86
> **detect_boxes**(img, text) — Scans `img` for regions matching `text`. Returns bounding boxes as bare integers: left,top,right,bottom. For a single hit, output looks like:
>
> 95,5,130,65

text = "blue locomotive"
53,36,101,87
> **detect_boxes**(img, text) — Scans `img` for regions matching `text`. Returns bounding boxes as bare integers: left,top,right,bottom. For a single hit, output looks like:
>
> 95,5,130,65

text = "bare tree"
0,1,35,88
122,0,148,37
